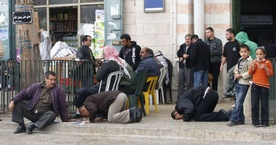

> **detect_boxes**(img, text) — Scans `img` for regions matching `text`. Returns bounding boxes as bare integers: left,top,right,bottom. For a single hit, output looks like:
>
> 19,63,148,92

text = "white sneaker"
231,104,235,108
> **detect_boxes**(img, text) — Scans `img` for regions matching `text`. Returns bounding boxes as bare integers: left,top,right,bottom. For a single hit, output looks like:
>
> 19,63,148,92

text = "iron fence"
0,60,94,114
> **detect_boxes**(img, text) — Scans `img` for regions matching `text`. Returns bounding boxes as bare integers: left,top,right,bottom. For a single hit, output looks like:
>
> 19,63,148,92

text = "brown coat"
83,90,121,122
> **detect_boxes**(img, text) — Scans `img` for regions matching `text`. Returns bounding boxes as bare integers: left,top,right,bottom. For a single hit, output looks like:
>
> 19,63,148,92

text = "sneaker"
226,121,236,126
262,124,269,127
231,104,235,108
253,124,261,127
222,93,235,98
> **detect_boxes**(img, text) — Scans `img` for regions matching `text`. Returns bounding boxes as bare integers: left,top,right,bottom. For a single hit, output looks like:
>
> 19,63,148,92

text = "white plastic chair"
155,67,167,104
98,70,124,93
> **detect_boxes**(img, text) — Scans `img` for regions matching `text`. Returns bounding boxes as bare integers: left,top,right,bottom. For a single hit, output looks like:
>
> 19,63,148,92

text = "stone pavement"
1,100,276,145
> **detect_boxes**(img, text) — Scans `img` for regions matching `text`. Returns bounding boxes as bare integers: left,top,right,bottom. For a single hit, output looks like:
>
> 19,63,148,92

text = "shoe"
71,113,82,119
226,121,236,126
129,107,136,123
222,93,235,98
0,118,2,121
253,124,261,127
14,125,26,134
231,104,235,108
219,109,230,121
26,124,36,134
262,124,269,127
135,107,143,122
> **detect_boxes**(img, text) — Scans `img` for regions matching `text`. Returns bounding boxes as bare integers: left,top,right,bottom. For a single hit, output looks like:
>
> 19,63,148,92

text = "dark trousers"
251,83,269,125
73,86,99,108
12,102,56,129
209,62,220,91
194,90,227,121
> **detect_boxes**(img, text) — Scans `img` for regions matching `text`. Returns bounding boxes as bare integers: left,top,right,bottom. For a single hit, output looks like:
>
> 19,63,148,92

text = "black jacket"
175,86,208,121
177,43,192,68
96,60,120,86
76,45,96,62
189,39,211,72
119,41,141,71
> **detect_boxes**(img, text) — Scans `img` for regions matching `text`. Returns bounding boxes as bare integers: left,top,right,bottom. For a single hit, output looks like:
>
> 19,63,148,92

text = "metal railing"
0,60,94,114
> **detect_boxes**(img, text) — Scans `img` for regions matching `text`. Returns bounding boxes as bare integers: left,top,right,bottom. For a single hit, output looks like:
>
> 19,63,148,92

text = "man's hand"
9,100,15,112
183,54,189,59
234,73,242,79
220,64,224,71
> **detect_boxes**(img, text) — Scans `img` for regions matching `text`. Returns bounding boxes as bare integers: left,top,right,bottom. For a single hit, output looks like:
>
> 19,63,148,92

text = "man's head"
171,110,184,120
205,27,214,39
82,35,92,47
44,71,57,89
120,34,132,47
140,47,151,59
185,34,192,46
225,28,235,41
191,35,199,43
79,105,89,117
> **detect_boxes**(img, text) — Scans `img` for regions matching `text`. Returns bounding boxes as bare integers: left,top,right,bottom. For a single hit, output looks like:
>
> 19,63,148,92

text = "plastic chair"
155,67,167,104
127,70,149,116
98,70,124,93
143,75,159,114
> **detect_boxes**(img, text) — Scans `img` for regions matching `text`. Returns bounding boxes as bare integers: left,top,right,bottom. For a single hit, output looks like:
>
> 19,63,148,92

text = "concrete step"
1,103,276,143
1,130,276,145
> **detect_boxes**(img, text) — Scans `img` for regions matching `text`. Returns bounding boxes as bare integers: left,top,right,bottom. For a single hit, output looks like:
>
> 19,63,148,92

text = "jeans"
193,70,208,88
225,66,235,94
251,83,269,125
230,84,249,123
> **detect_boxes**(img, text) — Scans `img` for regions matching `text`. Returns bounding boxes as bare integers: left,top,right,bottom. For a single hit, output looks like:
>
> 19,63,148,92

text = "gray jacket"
205,37,222,63
234,56,252,85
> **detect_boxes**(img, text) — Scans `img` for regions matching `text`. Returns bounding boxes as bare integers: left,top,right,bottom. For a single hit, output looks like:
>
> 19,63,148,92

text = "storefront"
34,0,105,57
0,0,12,60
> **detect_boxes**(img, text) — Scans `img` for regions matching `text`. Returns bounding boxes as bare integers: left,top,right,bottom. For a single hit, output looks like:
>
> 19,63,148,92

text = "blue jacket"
12,82,70,122
135,55,160,76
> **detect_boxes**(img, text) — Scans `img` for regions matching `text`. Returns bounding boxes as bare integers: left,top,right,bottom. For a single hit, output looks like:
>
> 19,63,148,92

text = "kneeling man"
171,86,230,122
79,90,142,123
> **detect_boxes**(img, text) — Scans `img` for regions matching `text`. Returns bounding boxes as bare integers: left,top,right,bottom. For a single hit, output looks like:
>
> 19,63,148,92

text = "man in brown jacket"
79,90,142,123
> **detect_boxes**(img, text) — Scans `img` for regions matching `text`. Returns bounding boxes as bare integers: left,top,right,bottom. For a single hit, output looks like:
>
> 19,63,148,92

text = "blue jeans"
230,83,249,122
193,70,208,88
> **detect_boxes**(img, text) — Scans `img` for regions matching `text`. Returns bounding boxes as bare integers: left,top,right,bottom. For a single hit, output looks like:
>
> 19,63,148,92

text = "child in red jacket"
248,47,274,127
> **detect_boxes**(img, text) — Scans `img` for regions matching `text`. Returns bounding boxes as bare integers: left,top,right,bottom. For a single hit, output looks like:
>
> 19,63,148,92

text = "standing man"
205,27,222,91
9,71,70,134
76,35,96,87
119,34,141,71
220,28,241,97
177,34,193,97
79,90,142,123
189,35,211,87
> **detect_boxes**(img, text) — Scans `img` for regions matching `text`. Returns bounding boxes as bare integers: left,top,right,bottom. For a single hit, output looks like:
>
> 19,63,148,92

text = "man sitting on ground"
9,71,70,134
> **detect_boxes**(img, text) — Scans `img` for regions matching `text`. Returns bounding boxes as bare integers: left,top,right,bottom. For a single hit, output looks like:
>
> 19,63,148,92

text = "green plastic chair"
127,70,149,116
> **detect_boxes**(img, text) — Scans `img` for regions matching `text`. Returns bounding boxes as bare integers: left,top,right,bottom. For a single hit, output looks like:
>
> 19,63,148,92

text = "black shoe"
129,107,136,123
71,113,82,119
26,124,36,134
226,121,244,126
262,124,269,127
219,109,230,121
253,124,261,127
14,125,26,134
135,107,143,122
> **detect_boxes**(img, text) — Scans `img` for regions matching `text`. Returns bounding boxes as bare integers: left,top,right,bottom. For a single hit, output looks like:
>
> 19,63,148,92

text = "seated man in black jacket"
171,86,230,122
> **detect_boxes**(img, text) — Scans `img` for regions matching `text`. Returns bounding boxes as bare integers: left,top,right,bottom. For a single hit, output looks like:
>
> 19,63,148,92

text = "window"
49,0,77,4
34,0,46,5
81,0,104,3
81,5,104,23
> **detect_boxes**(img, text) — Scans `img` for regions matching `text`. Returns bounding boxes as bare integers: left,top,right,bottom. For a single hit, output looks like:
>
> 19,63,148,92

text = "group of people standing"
174,27,274,127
